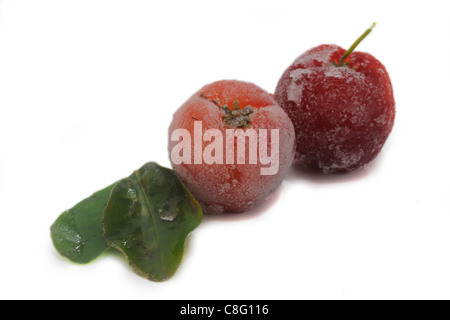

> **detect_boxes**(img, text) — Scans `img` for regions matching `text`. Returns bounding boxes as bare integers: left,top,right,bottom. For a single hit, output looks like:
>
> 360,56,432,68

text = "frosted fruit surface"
275,44,395,173
169,80,295,214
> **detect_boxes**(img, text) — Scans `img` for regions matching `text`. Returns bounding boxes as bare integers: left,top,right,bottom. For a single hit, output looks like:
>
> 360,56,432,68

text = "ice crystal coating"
275,44,395,173
169,80,296,214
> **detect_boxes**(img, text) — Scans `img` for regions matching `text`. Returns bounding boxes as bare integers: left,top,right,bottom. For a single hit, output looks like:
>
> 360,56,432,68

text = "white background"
0,0,449,300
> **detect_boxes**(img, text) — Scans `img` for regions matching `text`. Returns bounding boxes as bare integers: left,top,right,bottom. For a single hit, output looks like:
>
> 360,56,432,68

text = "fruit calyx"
200,94,253,128
332,22,377,67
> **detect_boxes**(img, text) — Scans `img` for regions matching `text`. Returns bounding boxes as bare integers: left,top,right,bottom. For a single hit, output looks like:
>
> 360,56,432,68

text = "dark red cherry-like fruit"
275,24,395,173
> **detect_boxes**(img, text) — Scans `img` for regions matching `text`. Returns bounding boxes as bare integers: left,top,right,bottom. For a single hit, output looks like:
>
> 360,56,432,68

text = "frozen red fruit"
168,80,295,214
275,24,395,173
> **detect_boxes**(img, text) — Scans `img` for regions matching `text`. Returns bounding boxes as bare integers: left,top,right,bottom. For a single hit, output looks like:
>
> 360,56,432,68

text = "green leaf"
51,183,115,264
102,162,203,281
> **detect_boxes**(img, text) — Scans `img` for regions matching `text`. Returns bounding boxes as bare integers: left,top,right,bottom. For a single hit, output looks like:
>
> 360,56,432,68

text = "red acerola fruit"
168,80,295,214
275,23,395,173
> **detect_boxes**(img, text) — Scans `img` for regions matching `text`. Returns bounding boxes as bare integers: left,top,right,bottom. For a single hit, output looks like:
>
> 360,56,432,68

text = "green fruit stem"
339,22,377,66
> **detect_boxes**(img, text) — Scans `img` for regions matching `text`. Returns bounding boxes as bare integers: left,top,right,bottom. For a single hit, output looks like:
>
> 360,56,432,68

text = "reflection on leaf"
102,162,203,281
51,184,115,264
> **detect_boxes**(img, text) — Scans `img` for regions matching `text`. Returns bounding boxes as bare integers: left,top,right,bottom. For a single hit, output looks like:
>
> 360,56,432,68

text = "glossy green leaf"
102,162,203,281
51,183,115,264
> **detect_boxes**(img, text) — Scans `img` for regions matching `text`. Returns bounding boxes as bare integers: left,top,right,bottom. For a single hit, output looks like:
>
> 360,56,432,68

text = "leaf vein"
134,169,166,274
